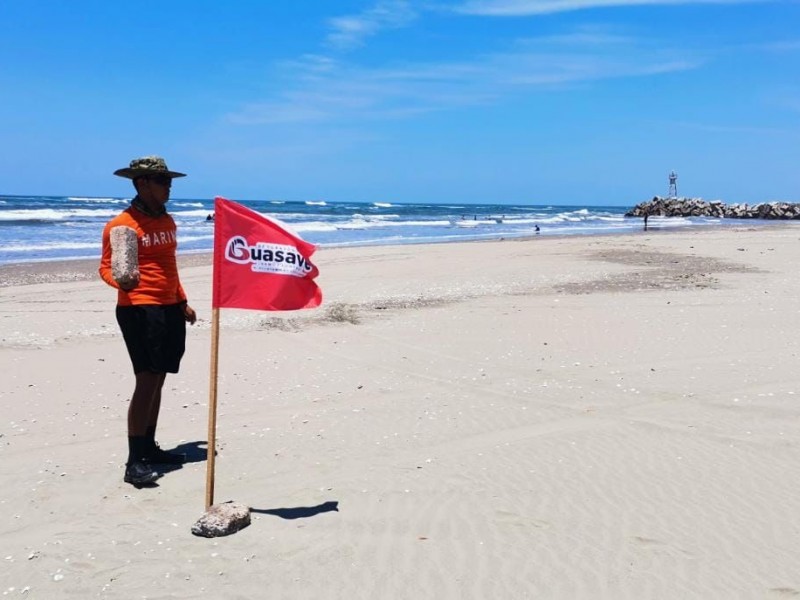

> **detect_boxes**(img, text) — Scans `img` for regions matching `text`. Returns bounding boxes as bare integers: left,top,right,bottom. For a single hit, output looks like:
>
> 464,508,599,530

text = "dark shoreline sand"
0,253,214,288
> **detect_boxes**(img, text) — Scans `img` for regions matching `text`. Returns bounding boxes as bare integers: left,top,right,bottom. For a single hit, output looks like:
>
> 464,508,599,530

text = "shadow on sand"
152,441,209,476
171,440,209,464
139,447,340,523
251,501,339,520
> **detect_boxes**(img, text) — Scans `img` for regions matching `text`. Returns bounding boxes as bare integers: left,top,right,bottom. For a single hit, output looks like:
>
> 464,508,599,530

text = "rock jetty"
626,197,800,220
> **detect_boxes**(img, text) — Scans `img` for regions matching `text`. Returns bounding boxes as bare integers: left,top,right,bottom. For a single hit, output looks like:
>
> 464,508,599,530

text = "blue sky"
0,1,797,205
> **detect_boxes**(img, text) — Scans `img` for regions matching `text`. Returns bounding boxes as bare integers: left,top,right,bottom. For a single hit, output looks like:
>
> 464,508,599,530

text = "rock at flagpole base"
191,502,251,537
110,225,139,286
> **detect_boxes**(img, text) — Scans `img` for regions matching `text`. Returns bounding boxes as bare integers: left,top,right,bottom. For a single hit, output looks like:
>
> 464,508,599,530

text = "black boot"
142,426,186,465
125,436,160,485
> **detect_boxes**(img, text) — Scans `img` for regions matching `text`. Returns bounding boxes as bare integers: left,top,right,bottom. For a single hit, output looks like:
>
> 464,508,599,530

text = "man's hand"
183,304,197,325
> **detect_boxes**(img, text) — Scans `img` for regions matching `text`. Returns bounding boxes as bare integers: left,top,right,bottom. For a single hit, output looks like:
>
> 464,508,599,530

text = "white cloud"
670,120,794,135
758,39,800,52
454,0,768,16
226,32,702,125
327,0,417,50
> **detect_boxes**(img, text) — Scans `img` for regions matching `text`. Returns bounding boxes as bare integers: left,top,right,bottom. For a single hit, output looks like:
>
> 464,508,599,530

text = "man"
99,156,197,486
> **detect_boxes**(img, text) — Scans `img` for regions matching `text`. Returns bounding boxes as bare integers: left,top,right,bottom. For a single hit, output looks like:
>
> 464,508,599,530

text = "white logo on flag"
224,236,313,276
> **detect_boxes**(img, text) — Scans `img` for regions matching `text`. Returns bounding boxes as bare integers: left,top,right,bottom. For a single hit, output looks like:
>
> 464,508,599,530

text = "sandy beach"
3,225,800,599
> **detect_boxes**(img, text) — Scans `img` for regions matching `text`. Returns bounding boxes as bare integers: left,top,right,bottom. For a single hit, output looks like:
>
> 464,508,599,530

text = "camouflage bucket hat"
113,155,186,179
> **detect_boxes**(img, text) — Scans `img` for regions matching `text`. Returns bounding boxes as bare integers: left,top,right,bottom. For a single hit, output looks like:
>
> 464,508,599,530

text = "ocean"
0,194,755,265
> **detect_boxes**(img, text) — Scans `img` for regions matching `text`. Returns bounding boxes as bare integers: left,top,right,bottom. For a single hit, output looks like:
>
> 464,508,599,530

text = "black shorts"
116,304,186,374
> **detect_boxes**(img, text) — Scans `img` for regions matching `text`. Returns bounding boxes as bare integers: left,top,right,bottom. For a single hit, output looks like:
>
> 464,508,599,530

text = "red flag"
212,197,322,310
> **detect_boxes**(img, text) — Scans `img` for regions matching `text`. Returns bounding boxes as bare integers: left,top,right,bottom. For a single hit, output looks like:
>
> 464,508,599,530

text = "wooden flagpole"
205,306,221,509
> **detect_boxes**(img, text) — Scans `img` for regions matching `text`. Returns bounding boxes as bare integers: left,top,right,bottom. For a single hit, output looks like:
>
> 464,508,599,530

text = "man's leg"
144,372,167,441
127,371,165,467
129,371,164,435
142,373,186,464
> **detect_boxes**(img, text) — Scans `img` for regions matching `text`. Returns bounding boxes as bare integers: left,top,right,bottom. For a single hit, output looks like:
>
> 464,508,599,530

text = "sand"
2,226,800,598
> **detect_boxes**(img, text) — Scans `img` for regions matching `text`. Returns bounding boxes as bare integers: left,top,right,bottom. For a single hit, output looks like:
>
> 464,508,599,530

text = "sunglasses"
147,175,172,186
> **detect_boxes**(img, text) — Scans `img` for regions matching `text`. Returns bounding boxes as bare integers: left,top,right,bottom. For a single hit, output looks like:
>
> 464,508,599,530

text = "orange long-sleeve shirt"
99,206,187,306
